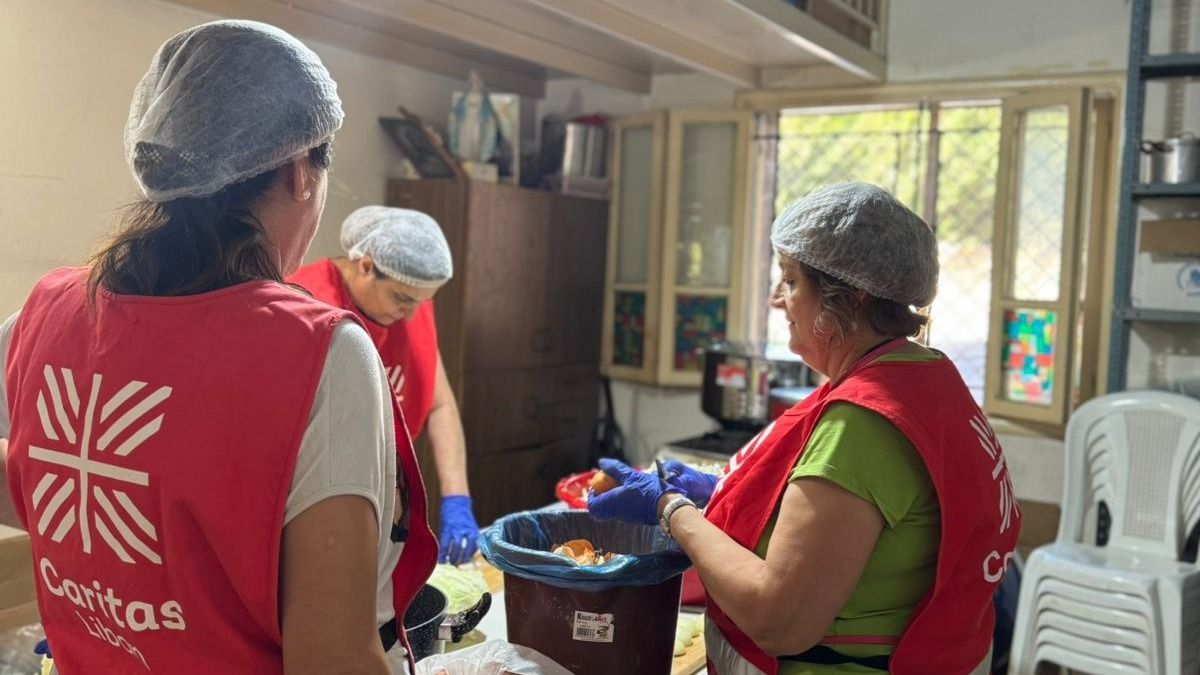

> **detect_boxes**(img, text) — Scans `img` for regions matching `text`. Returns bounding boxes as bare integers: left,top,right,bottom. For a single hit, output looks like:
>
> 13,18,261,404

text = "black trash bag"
478,510,690,593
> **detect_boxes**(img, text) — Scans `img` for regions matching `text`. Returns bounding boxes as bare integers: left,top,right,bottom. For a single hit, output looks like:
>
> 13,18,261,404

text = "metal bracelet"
658,495,697,536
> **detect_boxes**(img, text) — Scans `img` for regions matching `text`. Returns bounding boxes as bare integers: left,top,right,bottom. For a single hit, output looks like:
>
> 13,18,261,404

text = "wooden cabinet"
601,109,753,387
466,435,592,526
387,179,607,523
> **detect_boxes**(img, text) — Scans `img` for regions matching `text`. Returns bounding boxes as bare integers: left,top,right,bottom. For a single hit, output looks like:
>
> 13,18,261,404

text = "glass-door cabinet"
601,109,752,386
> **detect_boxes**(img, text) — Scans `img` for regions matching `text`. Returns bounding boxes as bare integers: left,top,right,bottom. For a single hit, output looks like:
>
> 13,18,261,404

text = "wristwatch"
658,495,696,536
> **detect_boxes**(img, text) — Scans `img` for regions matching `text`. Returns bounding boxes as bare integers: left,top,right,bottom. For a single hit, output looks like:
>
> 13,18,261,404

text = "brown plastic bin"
504,572,683,675
477,510,692,675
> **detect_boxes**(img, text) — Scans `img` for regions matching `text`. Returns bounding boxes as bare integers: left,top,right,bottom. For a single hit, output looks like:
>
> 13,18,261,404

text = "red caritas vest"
289,259,439,437
5,268,436,674
704,341,1020,675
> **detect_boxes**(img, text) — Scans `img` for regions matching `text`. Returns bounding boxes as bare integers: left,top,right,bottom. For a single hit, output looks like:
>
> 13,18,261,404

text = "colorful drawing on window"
674,294,727,372
613,291,646,368
1001,308,1056,405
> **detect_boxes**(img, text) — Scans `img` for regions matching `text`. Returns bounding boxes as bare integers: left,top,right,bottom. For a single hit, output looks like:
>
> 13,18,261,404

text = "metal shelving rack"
1107,0,1200,391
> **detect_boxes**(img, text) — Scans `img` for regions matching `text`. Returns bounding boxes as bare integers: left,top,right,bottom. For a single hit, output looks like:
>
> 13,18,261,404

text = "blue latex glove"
587,459,678,526
660,460,719,508
439,495,480,564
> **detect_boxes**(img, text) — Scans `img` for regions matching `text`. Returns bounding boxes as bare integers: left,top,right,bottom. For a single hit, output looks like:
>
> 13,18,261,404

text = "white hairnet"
771,183,938,307
341,207,453,287
125,20,344,202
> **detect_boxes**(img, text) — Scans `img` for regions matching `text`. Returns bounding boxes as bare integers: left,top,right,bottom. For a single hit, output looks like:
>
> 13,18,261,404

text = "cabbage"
428,564,489,614
673,614,703,656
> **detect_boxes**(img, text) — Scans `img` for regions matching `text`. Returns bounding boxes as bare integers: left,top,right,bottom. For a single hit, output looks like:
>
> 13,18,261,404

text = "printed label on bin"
572,611,615,643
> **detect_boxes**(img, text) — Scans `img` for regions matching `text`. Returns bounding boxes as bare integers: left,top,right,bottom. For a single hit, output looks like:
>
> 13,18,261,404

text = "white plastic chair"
1009,391,1200,675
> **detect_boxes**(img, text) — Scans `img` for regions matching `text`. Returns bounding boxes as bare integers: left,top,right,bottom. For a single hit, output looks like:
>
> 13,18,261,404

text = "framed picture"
379,108,463,179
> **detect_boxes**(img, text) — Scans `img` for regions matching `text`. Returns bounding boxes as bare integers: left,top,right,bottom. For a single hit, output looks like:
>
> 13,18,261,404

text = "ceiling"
168,0,887,97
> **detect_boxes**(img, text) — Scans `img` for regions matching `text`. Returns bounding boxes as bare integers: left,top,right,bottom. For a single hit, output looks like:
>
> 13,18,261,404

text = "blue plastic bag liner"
478,510,690,592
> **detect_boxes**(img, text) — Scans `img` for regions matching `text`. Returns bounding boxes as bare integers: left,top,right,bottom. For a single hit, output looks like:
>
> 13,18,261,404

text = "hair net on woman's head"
125,20,343,202
341,206,453,287
771,182,939,307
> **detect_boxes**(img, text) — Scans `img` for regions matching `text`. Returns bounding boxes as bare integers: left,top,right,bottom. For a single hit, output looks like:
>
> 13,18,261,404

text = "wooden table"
472,556,706,674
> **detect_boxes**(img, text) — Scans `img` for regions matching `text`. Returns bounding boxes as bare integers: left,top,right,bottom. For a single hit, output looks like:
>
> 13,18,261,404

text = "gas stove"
657,428,759,464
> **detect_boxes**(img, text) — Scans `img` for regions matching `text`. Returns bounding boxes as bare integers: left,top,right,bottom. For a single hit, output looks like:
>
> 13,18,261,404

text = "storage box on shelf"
1126,321,1200,398
1131,218,1200,312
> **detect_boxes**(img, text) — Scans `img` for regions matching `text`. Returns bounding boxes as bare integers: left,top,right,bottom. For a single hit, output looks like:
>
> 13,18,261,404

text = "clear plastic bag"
414,640,572,675
0,623,43,675
477,510,690,592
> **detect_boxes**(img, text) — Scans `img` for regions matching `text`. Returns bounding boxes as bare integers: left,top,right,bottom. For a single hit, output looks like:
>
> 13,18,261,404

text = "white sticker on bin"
572,611,615,643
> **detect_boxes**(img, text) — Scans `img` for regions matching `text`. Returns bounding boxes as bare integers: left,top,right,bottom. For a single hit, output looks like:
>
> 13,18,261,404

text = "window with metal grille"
769,101,1003,402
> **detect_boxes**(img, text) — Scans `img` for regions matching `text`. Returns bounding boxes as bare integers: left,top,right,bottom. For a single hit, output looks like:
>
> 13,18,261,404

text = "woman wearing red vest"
590,183,1021,674
289,206,480,564
0,21,435,674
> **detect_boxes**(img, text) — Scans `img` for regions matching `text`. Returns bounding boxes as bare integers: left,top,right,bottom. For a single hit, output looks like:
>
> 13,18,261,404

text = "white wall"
887,0,1131,82
889,0,1200,141
0,0,467,318
888,0,1200,87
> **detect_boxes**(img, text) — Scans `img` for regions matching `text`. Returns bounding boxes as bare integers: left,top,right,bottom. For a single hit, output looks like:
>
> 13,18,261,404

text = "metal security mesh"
1011,107,1069,302
771,104,1001,400
775,108,927,212
930,107,1001,401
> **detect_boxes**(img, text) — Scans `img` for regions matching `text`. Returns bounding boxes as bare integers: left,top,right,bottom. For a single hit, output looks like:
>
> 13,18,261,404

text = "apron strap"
378,617,399,652
780,645,889,671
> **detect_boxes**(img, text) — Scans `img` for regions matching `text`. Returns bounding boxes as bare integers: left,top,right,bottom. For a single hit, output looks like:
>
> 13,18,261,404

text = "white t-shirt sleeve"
0,311,19,439
285,319,401,629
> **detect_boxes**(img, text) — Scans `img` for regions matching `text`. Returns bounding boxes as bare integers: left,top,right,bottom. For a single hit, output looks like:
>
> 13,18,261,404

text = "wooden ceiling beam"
167,0,547,98
341,0,652,93
522,0,761,89
730,0,886,82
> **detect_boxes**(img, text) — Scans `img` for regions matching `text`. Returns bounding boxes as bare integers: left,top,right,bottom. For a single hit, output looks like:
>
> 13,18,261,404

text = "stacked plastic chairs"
1009,391,1200,674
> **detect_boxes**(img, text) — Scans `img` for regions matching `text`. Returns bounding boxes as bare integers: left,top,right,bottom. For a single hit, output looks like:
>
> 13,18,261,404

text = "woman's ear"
281,154,313,202
357,256,375,278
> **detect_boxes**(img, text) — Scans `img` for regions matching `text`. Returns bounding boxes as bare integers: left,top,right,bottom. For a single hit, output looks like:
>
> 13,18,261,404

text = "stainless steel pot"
1142,140,1166,182
561,123,607,177
1141,133,1200,183
539,117,607,178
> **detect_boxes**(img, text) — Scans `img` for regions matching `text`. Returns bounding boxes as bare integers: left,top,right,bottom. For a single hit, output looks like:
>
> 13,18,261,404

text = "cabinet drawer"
461,365,599,454
468,435,590,524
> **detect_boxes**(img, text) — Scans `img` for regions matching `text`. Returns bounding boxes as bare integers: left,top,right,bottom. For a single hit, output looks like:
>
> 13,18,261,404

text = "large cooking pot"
402,584,492,661
1141,133,1200,183
538,116,608,178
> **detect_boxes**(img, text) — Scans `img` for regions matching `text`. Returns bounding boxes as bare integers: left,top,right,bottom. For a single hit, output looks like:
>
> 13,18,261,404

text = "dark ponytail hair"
88,142,332,300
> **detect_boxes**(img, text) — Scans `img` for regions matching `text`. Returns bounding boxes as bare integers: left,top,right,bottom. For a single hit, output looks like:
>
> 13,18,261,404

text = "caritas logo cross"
25,365,187,671
28,365,169,563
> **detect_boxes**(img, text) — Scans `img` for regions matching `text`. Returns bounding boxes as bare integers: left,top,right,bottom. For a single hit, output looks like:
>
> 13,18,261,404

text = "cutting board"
673,626,706,675
471,556,706,674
